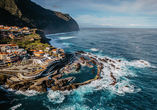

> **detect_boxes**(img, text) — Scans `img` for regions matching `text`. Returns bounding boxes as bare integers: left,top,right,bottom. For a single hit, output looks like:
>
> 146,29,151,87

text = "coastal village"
0,25,126,92
0,25,76,92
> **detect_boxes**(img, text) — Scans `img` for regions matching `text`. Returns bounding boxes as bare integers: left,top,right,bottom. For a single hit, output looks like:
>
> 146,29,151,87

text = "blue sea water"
1,28,157,110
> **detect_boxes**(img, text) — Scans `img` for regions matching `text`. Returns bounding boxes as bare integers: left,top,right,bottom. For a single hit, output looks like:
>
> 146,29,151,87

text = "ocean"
0,28,157,110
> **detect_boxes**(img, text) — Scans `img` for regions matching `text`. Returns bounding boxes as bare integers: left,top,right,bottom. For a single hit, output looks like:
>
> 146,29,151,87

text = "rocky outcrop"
51,85,60,91
0,75,8,85
75,63,81,72
0,0,79,34
91,60,96,65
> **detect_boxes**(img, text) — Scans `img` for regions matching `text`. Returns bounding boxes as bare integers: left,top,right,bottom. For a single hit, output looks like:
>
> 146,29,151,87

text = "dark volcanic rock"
0,75,8,85
110,64,115,68
70,84,77,89
46,79,54,88
10,83,23,90
34,85,47,92
91,60,96,65
75,63,81,72
0,0,79,34
76,51,87,54
117,59,121,62
19,87,27,92
51,85,60,91
92,69,95,74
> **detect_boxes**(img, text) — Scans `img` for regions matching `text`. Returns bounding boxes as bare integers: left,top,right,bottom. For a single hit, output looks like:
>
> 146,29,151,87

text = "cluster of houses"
0,43,67,67
0,25,67,67
0,44,27,65
32,48,66,66
0,25,30,39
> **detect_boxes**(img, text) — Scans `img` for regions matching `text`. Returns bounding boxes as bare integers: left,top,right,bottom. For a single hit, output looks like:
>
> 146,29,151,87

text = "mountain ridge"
0,0,79,34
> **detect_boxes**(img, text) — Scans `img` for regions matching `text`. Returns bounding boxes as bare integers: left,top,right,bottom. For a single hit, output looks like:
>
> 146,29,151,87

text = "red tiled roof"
8,44,17,46
34,52,44,54
52,49,57,51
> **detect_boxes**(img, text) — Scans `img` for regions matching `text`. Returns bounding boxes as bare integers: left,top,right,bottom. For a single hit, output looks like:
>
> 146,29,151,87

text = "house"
0,27,9,31
0,52,19,63
22,27,29,30
0,44,27,56
58,48,64,53
8,34,15,39
44,53,49,57
0,25,4,28
8,44,18,50
34,51,45,57
52,48,58,54
58,52,66,59
4,26,11,29
7,55,19,62
0,52,8,60
44,47,51,52
33,57,52,65
11,26,19,30
0,45,11,53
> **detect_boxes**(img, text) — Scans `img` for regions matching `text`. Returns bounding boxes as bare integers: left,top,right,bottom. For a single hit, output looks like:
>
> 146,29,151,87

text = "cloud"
32,0,157,15
52,5,62,8
31,0,157,28
74,14,157,27
129,24,141,26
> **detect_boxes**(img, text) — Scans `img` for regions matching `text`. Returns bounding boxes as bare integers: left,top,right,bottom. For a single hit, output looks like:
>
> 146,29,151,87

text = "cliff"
0,0,79,34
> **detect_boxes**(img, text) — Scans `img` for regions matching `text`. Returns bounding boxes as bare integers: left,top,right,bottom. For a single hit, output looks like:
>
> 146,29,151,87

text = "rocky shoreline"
0,50,127,92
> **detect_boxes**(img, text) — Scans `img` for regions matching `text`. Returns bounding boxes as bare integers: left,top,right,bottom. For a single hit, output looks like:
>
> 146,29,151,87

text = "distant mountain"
0,0,79,34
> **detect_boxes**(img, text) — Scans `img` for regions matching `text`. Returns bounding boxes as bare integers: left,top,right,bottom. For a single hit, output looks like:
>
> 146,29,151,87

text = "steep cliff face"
0,0,79,34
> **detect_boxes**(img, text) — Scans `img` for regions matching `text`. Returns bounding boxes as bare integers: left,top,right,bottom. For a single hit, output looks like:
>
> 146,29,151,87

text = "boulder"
10,84,23,90
105,57,109,61
51,85,60,91
23,81,33,88
0,75,8,84
31,85,47,92
66,85,71,91
70,84,76,89
60,87,67,91
75,63,81,72
54,80,61,85
117,59,121,62
46,79,54,88
19,87,27,92
92,69,95,74
76,51,86,54
91,60,96,65
6,79,14,85
110,64,115,68
86,61,93,68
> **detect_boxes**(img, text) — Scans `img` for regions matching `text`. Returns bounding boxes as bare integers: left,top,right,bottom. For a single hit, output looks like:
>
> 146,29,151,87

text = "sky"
31,0,157,28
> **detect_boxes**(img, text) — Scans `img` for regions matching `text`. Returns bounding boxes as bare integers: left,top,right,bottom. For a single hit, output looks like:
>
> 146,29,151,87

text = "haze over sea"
1,28,157,110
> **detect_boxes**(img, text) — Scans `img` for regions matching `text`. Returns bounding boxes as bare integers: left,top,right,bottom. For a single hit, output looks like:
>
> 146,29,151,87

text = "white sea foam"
10,103,22,110
15,90,41,96
90,48,99,51
46,31,78,37
0,86,16,94
59,36,75,40
125,60,153,68
46,33,66,37
47,91,65,104
62,43,72,46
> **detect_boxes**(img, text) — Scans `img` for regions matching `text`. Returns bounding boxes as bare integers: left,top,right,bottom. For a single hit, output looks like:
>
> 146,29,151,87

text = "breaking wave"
10,103,22,110
59,36,75,40
90,48,99,51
